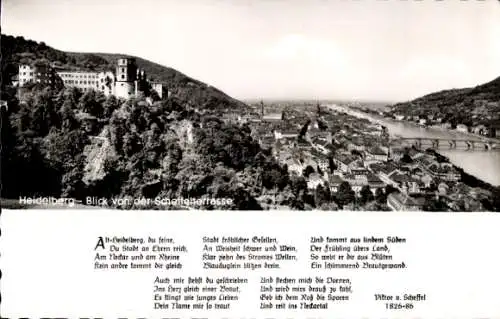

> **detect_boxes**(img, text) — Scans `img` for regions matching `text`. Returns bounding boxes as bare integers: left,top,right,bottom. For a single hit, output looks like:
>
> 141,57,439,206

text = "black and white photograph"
1,0,500,211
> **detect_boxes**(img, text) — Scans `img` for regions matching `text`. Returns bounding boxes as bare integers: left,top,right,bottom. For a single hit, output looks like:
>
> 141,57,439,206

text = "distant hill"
1,34,247,111
388,76,500,126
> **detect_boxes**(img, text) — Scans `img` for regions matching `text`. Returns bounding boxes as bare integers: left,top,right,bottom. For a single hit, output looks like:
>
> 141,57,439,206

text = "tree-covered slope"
388,76,500,125
1,34,319,210
1,34,248,111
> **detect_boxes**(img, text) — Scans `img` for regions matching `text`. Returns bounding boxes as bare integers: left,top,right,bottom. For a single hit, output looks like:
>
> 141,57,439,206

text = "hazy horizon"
2,0,500,102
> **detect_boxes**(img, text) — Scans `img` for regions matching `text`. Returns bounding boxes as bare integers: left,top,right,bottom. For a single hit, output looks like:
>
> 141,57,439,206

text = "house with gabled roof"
365,145,388,162
387,192,424,211
328,174,344,193
334,153,362,174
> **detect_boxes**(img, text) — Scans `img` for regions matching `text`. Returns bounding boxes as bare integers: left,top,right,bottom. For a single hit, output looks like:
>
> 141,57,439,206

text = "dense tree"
122,132,142,157
492,187,500,212
60,100,79,132
79,90,105,117
314,183,332,207
61,165,86,199
423,198,449,212
328,156,337,173
317,118,328,130
359,185,374,205
375,187,386,204
316,165,324,177
29,87,60,135
303,165,315,178
336,182,355,208
229,187,263,210
401,153,413,163
103,95,120,118
261,163,289,191
385,185,397,195
299,120,311,139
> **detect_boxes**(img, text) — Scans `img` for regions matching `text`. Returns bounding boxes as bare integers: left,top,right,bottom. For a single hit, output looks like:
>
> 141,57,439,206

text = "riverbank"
327,103,500,186
426,151,498,190
395,120,499,143
347,103,499,143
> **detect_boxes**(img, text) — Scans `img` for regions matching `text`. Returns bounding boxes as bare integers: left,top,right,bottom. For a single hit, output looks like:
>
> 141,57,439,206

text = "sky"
2,0,500,102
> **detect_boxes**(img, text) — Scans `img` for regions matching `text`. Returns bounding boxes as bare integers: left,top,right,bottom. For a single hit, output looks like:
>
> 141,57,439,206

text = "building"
386,171,423,194
307,173,324,190
329,174,344,193
367,173,385,193
425,163,461,182
407,148,425,161
262,113,282,122
18,64,35,85
150,82,166,99
317,156,329,174
365,146,388,162
259,135,275,149
343,174,368,193
351,166,369,179
98,71,116,96
18,63,60,87
387,192,424,211
334,153,361,174
18,58,167,100
57,70,100,92
388,147,405,162
472,124,488,136
347,140,365,152
274,129,299,140
488,121,500,138
420,173,434,188
0,100,7,111
438,182,450,195
456,124,469,133
284,158,303,176
222,112,240,124
238,114,260,124
312,138,331,155
115,58,137,99
297,138,312,150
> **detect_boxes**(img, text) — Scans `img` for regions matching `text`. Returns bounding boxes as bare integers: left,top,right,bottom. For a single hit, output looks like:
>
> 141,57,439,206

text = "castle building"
150,82,167,99
18,63,59,86
115,58,137,99
57,70,100,92
18,64,35,85
17,58,166,100
134,68,149,97
97,71,116,97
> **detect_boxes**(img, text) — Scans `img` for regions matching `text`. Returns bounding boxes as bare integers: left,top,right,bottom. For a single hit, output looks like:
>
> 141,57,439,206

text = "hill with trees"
387,76,500,128
0,34,320,210
1,34,247,111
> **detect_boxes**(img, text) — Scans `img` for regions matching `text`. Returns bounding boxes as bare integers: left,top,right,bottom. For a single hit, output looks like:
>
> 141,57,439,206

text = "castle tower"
115,58,137,99
134,68,149,97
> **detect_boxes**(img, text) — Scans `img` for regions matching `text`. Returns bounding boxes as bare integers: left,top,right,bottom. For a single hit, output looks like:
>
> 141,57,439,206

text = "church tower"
115,58,137,99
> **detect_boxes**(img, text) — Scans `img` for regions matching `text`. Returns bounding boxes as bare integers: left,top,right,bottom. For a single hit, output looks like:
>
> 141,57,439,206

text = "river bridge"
392,137,500,151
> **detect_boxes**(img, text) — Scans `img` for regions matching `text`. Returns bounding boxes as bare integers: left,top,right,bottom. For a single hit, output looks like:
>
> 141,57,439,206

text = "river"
327,104,500,186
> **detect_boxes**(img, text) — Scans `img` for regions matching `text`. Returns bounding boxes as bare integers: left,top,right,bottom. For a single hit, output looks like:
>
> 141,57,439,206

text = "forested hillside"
1,34,317,210
1,34,247,111
388,76,500,127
